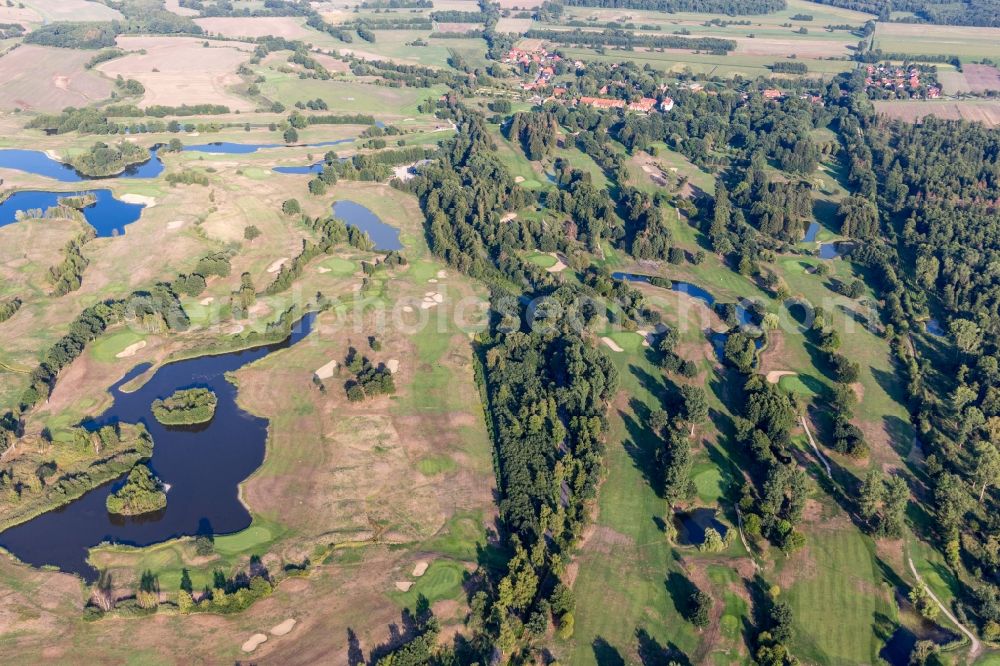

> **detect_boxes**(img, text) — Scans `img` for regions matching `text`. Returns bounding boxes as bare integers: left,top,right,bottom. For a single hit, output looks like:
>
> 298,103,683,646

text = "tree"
680,385,708,430
283,126,299,144
972,440,1000,502
909,582,939,621
243,225,261,243
281,199,301,215
687,588,712,628
950,318,981,355
858,469,883,525
180,568,193,593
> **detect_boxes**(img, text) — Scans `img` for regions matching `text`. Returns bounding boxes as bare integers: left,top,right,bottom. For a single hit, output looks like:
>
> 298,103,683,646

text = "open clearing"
163,0,198,16
195,16,319,40
953,63,1000,93
97,36,254,111
0,45,113,112
874,99,1000,127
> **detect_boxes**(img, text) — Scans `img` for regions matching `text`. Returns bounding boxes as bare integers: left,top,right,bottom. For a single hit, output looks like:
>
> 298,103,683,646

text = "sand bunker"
766,370,797,384
315,359,338,380
266,257,288,273
403,305,413,313
428,278,438,283
546,253,568,273
501,212,518,223
601,337,624,352
199,297,214,306
122,193,156,209
166,220,184,230
270,618,296,636
636,330,654,347
317,266,331,274
412,561,428,577
395,581,414,592
514,176,525,183
421,291,444,309
436,270,447,278
115,340,147,358
386,359,399,374
44,149,61,160
241,634,267,652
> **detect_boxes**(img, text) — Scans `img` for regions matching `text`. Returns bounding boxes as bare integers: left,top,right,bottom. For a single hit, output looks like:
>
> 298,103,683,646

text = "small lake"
0,313,317,581
819,240,855,259
273,161,324,175
183,138,353,155
803,221,820,243
333,200,402,251
674,507,727,546
611,272,717,308
0,148,164,181
925,318,945,336
0,189,146,237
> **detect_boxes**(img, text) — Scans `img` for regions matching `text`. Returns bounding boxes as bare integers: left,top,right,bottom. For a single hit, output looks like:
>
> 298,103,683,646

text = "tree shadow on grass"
622,398,664,498
636,627,692,666
665,571,696,618
593,636,626,666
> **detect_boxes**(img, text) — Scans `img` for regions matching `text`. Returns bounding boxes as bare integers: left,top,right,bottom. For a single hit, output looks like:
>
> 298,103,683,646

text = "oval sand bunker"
242,633,268,652
271,618,296,636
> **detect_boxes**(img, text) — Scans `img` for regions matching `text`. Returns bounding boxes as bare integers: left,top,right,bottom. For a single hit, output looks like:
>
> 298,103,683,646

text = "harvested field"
962,64,1000,93
498,0,540,8
97,36,254,111
194,16,317,40
22,0,122,22
0,45,113,111
435,22,481,33
495,17,532,33
0,3,41,24
732,36,851,58
874,99,1000,127
937,69,972,94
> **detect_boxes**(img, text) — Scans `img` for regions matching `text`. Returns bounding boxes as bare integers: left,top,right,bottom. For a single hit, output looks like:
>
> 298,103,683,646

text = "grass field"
873,100,1000,127
0,45,113,112
874,22,1000,60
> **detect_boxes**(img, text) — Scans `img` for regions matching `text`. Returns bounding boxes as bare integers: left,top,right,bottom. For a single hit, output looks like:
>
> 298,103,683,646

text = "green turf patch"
416,455,457,476
778,373,824,398
89,329,145,363
692,465,724,504
525,252,557,269
214,525,273,555
392,559,465,607
321,257,357,276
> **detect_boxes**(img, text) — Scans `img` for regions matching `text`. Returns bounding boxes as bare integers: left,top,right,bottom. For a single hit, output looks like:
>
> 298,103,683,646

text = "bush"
151,388,217,425
105,464,166,516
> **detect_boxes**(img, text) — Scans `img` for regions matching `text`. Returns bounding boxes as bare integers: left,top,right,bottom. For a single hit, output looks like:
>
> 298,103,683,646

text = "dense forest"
811,0,1000,26
561,0,786,13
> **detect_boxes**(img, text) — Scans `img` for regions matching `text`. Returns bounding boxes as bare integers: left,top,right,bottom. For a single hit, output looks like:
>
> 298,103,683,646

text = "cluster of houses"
864,64,941,98
504,45,586,92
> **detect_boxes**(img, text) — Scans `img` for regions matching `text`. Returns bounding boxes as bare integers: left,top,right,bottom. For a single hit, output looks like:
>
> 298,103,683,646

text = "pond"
0,189,146,237
333,200,402,251
819,240,855,259
183,138,354,155
273,161,324,175
0,313,317,582
674,507,727,546
0,147,165,181
803,221,820,243
925,318,945,336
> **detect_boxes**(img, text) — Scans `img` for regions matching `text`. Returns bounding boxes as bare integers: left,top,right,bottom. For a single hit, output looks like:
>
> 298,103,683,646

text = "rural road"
907,557,982,662
800,416,832,478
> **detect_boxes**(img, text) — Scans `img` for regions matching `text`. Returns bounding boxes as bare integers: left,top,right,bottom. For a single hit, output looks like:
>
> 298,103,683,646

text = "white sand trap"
420,301,437,310
636,330,654,347
317,266,331,274
766,370,798,384
121,194,156,207
514,176,525,183
188,131,200,136
167,220,184,230
428,278,438,283
501,212,518,222
425,291,435,297
315,359,338,380
436,270,447,278
546,253,568,273
601,337,624,352
270,619,296,636
395,581,414,591
412,561,428,577
267,257,288,273
44,149,61,160
386,359,399,374
432,293,444,303
115,340,147,358
228,323,244,335
242,634,267,652
199,297,214,306
403,305,413,313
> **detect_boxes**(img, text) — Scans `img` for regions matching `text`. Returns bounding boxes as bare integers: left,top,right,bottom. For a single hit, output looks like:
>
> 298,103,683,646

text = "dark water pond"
273,161,324,175
333,200,402,251
925,318,945,336
674,507,727,546
0,148,164,181
0,313,317,581
803,221,820,243
819,240,855,259
0,189,145,237
183,138,353,155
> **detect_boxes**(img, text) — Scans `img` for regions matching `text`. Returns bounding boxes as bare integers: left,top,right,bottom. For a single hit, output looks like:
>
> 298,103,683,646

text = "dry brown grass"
732,36,851,58
874,99,1000,127
194,16,318,40
0,45,113,111
962,64,1000,93
22,0,122,22
163,0,199,16
97,36,255,111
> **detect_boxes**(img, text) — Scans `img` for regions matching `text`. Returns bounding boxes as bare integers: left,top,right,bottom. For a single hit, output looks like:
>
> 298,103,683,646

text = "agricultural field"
96,36,256,111
194,16,322,40
874,99,1000,126
874,22,1000,60
0,45,113,112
